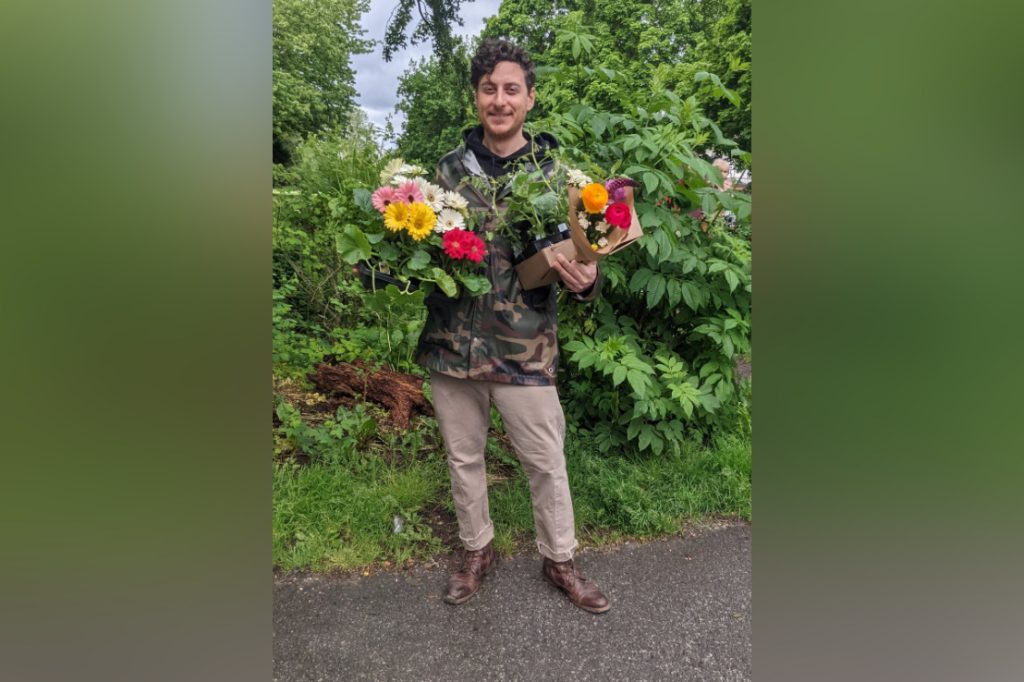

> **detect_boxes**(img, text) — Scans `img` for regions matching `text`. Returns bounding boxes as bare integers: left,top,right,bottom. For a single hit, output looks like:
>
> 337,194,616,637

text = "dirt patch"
420,502,462,554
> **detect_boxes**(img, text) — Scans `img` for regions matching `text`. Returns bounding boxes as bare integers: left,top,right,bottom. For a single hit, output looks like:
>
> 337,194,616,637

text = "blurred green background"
2,0,1023,681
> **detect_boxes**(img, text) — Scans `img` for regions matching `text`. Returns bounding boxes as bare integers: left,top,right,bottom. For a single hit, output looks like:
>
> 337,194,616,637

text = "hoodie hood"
462,125,559,178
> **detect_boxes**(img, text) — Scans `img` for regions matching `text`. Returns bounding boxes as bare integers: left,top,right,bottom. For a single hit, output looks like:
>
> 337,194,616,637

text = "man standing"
415,39,610,614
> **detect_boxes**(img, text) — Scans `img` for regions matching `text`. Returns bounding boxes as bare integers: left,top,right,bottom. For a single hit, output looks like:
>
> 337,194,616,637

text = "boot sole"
542,572,612,614
443,560,497,605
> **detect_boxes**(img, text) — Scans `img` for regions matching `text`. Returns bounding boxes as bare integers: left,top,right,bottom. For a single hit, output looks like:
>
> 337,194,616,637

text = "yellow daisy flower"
384,202,409,231
405,202,436,240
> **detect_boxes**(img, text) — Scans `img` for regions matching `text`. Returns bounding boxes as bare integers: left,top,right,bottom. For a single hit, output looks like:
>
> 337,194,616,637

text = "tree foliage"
273,0,374,165
393,42,475,167
480,0,751,163
382,0,466,64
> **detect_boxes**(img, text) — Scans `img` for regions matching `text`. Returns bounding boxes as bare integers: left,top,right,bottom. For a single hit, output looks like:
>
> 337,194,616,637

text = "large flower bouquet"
344,159,492,298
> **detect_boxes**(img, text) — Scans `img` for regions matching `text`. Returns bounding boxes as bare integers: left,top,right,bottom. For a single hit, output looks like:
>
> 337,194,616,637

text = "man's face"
474,61,535,142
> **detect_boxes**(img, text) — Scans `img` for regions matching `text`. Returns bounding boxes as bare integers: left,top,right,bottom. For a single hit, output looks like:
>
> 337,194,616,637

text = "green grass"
272,403,751,572
273,456,448,571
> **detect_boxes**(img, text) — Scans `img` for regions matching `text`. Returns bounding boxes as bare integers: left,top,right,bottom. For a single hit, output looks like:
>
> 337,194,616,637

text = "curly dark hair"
470,38,535,91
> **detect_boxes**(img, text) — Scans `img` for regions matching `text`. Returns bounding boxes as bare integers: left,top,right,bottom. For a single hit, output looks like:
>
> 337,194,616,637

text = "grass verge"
273,398,751,573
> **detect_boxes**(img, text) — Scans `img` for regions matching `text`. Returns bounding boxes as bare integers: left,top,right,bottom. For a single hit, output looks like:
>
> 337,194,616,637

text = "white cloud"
352,0,502,136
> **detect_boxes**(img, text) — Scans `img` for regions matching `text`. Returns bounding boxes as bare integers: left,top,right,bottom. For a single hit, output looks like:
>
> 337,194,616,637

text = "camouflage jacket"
414,128,601,386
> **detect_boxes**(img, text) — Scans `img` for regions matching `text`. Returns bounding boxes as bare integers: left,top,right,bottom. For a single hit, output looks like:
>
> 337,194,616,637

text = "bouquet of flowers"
346,159,491,298
495,162,644,289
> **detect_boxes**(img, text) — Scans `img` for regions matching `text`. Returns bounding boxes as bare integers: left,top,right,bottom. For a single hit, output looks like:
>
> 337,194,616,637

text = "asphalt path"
274,521,751,681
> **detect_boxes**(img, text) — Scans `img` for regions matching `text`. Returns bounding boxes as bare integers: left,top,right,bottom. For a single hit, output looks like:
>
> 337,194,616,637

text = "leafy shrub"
273,111,384,331
535,60,751,451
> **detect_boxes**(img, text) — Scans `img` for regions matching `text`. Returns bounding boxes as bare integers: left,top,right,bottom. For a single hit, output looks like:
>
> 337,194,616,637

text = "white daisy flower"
598,237,609,248
566,167,593,187
443,190,468,212
436,208,465,233
379,158,406,184
595,220,611,233
577,211,590,229
414,178,445,212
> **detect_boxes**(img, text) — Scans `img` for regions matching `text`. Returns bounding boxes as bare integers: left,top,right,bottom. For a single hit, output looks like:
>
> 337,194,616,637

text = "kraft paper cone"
567,186,643,262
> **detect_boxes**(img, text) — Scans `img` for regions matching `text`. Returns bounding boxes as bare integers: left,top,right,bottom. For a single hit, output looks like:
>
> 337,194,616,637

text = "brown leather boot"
542,557,611,614
443,541,497,605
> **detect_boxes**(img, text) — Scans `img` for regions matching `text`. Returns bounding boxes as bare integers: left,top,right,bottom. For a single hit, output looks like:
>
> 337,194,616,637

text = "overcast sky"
351,0,503,140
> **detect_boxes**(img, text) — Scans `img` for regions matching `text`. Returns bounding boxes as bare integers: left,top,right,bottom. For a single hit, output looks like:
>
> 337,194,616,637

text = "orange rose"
580,183,609,214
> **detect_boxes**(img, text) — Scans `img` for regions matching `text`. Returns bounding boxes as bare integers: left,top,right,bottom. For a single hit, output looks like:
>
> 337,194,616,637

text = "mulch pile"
307,361,433,429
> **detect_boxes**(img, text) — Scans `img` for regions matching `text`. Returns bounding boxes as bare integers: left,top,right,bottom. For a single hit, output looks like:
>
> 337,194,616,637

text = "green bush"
535,66,751,451
272,111,384,332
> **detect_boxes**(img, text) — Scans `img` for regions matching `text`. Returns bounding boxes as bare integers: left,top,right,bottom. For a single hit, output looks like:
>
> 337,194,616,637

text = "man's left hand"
552,254,598,293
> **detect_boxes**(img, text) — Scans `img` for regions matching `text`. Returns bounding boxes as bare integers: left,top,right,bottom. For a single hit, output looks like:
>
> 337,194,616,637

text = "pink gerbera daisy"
371,186,399,213
396,180,424,204
463,233,487,263
443,229,468,259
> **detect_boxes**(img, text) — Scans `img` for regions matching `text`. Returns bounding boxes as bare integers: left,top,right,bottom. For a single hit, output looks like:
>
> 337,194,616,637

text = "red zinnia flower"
604,202,632,230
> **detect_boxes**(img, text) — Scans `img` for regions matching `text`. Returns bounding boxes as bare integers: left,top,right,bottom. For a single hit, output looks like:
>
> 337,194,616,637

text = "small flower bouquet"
505,165,644,290
346,159,491,298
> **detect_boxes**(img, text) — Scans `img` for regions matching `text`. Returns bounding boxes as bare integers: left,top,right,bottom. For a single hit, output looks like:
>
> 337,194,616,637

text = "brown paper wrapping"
515,185,644,289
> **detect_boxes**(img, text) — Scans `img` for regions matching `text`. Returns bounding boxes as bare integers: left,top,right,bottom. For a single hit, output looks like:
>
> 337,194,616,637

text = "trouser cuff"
537,540,577,562
460,523,494,551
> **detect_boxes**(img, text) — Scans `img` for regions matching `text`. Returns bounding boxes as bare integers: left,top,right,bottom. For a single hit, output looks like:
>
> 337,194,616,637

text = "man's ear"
527,87,536,111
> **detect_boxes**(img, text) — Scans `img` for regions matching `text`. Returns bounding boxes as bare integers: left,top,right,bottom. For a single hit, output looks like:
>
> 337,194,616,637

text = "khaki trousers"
429,371,578,562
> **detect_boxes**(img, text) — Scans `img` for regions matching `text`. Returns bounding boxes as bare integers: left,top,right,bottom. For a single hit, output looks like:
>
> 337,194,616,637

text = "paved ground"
274,521,751,682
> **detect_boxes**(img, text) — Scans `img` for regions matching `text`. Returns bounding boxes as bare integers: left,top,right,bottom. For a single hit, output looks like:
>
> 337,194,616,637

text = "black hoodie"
463,124,559,178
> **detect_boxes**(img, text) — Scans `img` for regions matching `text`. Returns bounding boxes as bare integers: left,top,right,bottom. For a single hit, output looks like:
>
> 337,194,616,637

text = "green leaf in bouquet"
336,225,372,264
530,191,559,215
364,231,385,244
353,188,374,214
456,271,492,296
430,267,458,298
378,242,400,262
408,249,431,271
